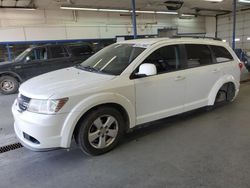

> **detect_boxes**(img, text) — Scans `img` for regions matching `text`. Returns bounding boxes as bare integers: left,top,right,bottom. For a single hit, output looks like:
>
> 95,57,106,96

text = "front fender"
208,74,240,106
60,92,135,148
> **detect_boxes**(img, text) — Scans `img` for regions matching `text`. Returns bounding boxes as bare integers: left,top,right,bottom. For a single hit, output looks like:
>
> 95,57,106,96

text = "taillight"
239,62,244,71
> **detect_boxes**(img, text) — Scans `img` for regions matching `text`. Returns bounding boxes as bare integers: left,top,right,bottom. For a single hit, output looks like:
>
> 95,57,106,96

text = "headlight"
27,98,68,114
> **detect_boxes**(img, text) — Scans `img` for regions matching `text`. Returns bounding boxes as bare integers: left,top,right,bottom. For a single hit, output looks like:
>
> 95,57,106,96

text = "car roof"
118,37,227,47
30,43,90,49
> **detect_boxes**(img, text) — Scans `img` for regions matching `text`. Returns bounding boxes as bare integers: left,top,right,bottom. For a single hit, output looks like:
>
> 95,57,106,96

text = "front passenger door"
133,45,186,125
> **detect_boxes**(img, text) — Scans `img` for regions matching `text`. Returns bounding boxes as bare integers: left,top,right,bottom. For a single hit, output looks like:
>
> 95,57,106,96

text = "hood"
19,67,115,99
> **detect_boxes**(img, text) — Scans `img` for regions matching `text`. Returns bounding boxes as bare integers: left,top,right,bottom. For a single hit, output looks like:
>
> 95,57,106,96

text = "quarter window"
142,45,181,74
210,45,233,63
185,44,213,68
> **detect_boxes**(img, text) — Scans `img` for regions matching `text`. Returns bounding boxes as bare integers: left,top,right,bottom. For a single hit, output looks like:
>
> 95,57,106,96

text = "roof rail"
171,35,222,41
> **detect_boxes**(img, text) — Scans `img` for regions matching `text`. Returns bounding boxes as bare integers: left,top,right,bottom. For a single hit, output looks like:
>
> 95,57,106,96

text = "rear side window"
50,46,67,59
185,44,213,68
70,45,93,57
210,45,233,63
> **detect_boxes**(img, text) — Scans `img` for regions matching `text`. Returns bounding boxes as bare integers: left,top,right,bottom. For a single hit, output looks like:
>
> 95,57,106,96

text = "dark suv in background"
0,43,94,95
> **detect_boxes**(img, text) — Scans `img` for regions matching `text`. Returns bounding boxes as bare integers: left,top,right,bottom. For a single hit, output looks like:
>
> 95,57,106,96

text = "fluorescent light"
235,38,240,41
247,37,250,40
135,10,155,14
156,11,178,15
181,13,195,16
238,0,250,3
99,9,130,12
60,6,178,15
204,0,223,2
222,39,227,42
0,7,36,10
60,6,98,11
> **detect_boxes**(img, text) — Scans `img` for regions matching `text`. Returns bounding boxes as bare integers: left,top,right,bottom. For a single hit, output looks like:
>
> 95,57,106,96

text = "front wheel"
75,107,125,156
0,76,19,95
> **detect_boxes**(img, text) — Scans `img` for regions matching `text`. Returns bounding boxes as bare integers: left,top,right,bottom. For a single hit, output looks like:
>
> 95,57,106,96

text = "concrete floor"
0,83,250,188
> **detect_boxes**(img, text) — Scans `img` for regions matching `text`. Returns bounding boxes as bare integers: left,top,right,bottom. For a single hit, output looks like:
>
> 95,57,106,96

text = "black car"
0,43,94,95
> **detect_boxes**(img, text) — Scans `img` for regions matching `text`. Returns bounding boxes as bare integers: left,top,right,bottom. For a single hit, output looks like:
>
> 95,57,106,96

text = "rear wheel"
0,76,19,95
208,83,236,110
75,107,125,156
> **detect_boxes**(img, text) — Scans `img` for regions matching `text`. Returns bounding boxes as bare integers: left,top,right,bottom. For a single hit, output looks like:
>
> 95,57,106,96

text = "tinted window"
50,46,66,59
210,45,233,63
70,45,93,57
142,45,181,74
27,48,48,61
185,44,213,68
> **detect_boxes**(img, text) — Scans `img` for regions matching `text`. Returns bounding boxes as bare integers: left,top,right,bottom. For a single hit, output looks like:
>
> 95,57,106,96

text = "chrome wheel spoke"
106,129,117,138
104,116,115,128
88,130,100,142
98,135,106,148
93,118,103,129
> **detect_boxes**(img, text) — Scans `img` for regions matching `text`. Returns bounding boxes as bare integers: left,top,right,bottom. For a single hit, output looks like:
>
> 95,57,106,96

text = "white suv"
12,37,241,155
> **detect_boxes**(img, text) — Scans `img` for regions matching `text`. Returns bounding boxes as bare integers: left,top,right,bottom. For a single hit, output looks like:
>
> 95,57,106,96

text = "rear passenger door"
183,44,224,111
134,45,186,125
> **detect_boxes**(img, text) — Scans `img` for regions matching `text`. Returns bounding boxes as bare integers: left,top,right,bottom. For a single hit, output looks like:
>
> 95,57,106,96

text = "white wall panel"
218,10,250,50
0,27,26,41
66,26,100,39
0,9,207,42
25,27,67,41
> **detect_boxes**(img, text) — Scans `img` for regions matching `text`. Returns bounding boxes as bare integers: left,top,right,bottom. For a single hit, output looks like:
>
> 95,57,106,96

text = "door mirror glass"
138,63,157,76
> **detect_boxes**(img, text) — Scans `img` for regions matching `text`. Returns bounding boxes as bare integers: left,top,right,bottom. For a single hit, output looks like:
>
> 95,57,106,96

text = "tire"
75,107,125,156
207,83,235,110
0,76,19,95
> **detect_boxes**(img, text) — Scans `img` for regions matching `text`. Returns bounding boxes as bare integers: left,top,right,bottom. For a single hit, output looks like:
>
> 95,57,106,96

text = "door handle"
175,76,186,81
212,68,220,73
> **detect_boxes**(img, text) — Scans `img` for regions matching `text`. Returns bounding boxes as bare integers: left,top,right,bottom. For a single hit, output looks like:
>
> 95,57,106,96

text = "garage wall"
217,10,250,50
0,9,206,42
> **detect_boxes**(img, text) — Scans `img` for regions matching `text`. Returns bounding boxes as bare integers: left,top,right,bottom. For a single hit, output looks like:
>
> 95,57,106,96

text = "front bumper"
12,100,69,151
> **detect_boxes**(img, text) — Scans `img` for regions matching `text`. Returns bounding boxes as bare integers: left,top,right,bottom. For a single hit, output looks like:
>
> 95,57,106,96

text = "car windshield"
14,48,32,62
77,43,146,75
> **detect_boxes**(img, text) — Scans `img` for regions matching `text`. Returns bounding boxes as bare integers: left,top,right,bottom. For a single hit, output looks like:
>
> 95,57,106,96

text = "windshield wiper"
75,65,100,73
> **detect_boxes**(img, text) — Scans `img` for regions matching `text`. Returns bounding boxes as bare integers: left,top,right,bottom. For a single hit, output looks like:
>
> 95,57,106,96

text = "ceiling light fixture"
60,6,98,11
204,0,223,2
238,0,250,3
99,9,130,12
60,6,178,15
156,11,178,14
0,7,36,10
235,38,240,41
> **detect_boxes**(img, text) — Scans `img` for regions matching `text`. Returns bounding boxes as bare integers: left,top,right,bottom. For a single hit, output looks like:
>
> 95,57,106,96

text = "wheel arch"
0,71,22,82
208,75,239,106
60,93,135,148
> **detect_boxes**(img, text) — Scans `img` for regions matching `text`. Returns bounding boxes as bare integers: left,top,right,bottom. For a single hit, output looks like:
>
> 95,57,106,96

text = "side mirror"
137,63,157,77
25,56,31,62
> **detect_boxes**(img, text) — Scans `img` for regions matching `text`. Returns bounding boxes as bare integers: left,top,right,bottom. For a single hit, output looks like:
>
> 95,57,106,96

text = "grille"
17,94,31,112
0,143,23,154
